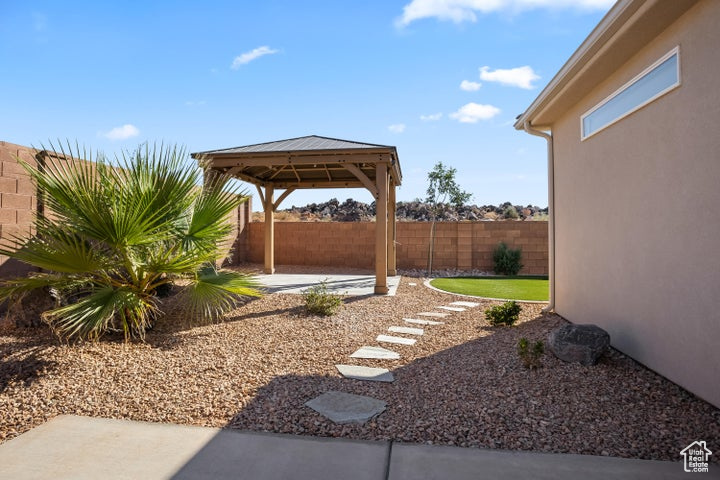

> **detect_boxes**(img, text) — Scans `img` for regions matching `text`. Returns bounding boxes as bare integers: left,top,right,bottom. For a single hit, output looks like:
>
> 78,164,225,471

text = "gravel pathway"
1,272,718,462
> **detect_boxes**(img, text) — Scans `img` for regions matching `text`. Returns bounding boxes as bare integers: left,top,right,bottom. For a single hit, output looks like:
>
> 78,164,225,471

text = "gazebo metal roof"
196,135,395,154
192,135,402,295
191,135,402,192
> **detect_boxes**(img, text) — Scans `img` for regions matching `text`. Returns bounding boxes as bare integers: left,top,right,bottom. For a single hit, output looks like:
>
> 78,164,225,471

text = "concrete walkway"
0,415,711,480
256,272,401,296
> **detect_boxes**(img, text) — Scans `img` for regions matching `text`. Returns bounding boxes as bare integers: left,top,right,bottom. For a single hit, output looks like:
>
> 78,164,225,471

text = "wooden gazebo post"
263,184,275,274
388,179,397,276
375,164,388,294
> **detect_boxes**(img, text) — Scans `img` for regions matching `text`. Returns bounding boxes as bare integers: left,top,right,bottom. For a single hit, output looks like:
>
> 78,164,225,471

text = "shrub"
485,300,521,326
493,242,523,276
503,205,519,219
0,142,261,341
303,280,343,316
518,337,544,369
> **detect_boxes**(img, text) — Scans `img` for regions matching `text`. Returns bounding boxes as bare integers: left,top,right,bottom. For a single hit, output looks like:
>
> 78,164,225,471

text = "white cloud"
479,65,539,89
420,113,443,121
231,46,278,69
388,123,407,133
450,103,500,123
396,0,614,27
103,124,139,141
460,80,482,91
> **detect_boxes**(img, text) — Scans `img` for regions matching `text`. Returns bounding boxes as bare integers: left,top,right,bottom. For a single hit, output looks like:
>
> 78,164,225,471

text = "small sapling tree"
425,162,472,276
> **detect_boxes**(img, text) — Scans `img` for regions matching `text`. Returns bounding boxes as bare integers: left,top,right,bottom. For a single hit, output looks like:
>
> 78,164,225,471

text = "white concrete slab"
336,365,394,383
256,273,401,296
450,301,480,307
376,335,416,346
388,443,698,480
0,415,389,480
416,312,449,318
404,318,444,326
388,326,424,336
438,306,466,312
408,282,417,286
0,415,697,480
349,346,400,360
305,391,387,425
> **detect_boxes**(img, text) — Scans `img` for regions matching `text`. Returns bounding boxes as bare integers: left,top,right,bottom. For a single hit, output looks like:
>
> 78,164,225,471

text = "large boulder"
548,324,610,366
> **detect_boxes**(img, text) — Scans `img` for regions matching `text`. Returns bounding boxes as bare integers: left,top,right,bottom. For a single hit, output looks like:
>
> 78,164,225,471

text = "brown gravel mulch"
1,272,718,462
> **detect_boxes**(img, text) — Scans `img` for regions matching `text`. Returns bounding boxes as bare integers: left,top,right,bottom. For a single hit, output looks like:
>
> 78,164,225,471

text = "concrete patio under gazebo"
191,136,403,294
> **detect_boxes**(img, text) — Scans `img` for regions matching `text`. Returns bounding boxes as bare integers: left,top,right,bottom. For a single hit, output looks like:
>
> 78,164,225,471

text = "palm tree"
0,141,261,341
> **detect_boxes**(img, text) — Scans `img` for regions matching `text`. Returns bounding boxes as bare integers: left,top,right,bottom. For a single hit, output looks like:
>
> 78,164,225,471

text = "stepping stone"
377,334,416,346
335,364,394,383
408,282,417,286
404,318,444,326
417,312,449,318
450,301,480,307
438,306,466,312
350,346,400,360
305,391,387,424
388,326,424,336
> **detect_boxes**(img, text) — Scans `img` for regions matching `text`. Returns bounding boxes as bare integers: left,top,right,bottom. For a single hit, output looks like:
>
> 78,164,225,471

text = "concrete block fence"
0,141,251,278
0,142,39,277
245,220,548,275
0,141,548,277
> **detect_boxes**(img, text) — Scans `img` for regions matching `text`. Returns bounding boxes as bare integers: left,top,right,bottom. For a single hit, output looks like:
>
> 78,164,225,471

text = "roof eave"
514,0,699,130
191,147,395,159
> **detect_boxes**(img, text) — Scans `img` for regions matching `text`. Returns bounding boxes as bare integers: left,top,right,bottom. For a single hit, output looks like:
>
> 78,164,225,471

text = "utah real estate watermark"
681,441,712,473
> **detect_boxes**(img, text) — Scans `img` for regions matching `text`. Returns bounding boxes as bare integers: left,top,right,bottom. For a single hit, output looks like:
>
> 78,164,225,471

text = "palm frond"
0,272,89,303
0,220,111,274
182,172,244,251
44,286,156,341
181,265,261,322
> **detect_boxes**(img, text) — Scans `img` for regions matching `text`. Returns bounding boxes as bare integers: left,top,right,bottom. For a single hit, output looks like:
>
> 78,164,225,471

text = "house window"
581,47,680,140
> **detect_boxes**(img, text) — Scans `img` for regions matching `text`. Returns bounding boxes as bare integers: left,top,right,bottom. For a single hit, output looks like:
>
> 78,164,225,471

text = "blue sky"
0,0,615,211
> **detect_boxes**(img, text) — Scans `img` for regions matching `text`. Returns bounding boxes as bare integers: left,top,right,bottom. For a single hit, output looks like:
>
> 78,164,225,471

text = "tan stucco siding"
551,0,720,407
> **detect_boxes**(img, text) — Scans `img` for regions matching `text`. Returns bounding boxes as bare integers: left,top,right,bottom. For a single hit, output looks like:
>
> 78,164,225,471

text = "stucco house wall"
550,0,720,406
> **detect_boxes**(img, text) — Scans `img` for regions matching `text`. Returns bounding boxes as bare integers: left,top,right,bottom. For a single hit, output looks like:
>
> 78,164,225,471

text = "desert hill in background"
252,198,548,222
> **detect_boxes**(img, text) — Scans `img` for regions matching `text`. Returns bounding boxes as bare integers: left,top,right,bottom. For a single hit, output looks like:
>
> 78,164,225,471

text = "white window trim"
581,46,681,141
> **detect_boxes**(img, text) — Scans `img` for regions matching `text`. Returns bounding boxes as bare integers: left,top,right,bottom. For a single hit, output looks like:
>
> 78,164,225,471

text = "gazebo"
191,135,402,294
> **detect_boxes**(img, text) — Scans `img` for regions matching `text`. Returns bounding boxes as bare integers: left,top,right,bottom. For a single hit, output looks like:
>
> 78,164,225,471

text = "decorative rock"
388,326,424,336
417,312,449,318
450,301,479,307
404,318,444,326
408,283,417,286
438,306,465,312
548,324,611,366
376,334,416,346
335,365,394,383
305,391,387,424
349,346,400,360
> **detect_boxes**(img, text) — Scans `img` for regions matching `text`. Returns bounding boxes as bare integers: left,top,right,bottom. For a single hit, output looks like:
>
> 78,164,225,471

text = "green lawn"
429,276,549,301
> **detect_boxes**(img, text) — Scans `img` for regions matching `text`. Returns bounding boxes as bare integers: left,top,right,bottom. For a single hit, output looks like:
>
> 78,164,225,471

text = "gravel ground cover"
1,266,718,462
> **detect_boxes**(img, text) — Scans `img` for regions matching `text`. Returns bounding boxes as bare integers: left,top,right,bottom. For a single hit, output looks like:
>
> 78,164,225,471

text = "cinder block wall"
224,198,252,265
247,221,548,274
248,221,377,269
0,142,39,277
0,141,251,276
0,141,546,276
